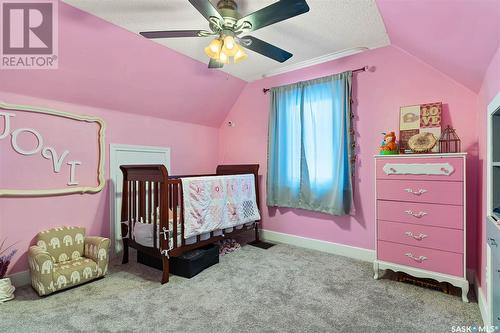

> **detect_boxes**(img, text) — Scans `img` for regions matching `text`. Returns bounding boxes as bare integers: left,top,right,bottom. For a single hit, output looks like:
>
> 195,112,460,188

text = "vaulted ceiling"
62,0,391,81
0,2,246,127
63,0,500,92
376,0,500,93
1,1,498,129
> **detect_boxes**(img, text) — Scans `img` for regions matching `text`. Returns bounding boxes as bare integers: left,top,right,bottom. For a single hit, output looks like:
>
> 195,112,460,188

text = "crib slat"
139,181,145,222
154,182,159,223
173,182,178,248
180,181,186,247
147,181,152,222
149,182,156,249
132,181,136,240
128,181,132,231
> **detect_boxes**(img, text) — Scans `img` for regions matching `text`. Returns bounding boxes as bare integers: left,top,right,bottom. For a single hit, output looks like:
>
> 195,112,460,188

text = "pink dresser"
373,153,469,302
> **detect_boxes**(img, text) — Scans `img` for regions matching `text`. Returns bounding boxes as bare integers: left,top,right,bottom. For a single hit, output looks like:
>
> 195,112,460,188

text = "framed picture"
399,102,442,153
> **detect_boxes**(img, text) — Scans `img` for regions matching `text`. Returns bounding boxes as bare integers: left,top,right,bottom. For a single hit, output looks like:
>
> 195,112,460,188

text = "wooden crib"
120,164,260,284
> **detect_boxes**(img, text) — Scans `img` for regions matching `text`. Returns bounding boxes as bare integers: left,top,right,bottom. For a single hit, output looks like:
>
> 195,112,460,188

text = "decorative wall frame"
399,102,442,153
0,101,106,196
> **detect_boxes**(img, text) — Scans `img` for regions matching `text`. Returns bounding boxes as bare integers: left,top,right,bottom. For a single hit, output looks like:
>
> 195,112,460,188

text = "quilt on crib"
181,174,261,239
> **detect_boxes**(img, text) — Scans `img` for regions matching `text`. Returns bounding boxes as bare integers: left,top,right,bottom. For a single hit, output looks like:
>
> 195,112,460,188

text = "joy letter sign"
0,101,105,196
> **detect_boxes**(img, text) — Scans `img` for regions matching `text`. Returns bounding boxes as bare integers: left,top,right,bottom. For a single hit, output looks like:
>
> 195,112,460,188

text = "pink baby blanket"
181,174,261,239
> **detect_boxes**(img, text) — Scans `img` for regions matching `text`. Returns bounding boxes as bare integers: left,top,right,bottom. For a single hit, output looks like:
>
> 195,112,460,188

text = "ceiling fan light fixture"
204,38,222,59
233,48,248,64
219,50,230,64
222,35,238,56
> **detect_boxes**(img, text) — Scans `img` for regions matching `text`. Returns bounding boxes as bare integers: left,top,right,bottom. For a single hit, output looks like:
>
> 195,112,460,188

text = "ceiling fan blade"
237,0,309,33
208,58,224,69
240,36,293,63
139,30,206,39
188,0,223,22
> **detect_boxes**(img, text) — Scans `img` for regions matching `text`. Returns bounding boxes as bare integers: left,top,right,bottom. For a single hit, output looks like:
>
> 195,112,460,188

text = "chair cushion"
36,226,85,263
53,257,98,290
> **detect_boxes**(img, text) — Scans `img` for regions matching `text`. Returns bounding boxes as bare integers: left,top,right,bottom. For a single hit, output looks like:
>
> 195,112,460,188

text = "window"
267,72,354,215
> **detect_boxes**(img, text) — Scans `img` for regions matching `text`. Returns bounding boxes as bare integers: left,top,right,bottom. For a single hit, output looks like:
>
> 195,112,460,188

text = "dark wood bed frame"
120,164,260,284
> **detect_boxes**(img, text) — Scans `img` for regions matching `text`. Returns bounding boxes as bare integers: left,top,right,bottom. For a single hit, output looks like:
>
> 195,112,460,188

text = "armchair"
28,226,110,296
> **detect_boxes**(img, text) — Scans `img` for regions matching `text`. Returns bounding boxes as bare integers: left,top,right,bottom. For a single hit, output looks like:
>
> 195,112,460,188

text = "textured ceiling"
376,0,500,93
62,0,390,81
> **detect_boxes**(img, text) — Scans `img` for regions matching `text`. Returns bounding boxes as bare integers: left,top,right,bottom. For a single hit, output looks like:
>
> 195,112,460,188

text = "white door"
109,144,170,254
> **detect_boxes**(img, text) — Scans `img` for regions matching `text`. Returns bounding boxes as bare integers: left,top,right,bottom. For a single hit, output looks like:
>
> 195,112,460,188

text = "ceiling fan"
139,0,310,68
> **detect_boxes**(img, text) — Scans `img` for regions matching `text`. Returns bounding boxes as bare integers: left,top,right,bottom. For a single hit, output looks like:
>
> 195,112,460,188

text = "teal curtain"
267,71,354,215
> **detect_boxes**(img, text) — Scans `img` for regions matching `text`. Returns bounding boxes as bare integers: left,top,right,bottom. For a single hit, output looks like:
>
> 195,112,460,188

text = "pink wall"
0,2,246,127
0,1,247,275
477,45,500,294
1,91,221,275
219,45,480,269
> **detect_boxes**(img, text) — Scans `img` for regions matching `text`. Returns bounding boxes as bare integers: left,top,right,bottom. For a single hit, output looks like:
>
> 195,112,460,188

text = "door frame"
109,144,171,254
486,91,500,327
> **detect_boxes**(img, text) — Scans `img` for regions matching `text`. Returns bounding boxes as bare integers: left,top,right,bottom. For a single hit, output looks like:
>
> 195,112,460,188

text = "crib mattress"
130,218,254,249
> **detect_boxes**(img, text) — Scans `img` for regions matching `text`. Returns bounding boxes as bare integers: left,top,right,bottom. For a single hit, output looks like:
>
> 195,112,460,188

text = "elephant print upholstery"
98,248,107,261
63,235,73,246
41,260,53,274
58,253,69,262
49,237,61,250
37,240,47,251
70,271,81,284
82,266,93,279
28,226,110,296
71,251,80,260
75,233,84,244
84,237,110,280
56,275,67,289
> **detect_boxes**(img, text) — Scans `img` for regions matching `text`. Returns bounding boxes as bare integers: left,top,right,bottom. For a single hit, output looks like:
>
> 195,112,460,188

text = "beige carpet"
0,244,482,333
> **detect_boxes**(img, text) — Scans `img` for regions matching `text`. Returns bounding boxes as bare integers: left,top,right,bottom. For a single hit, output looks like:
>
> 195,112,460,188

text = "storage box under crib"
137,245,219,278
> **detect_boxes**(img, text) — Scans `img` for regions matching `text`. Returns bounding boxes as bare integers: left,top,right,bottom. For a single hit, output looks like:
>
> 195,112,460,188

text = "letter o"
429,106,439,116
11,128,44,155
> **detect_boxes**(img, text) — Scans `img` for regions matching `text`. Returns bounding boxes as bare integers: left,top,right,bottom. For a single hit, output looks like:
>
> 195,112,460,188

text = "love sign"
0,101,105,196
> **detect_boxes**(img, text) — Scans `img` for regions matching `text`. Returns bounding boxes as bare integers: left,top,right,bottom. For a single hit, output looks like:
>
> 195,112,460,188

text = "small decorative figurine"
380,132,399,155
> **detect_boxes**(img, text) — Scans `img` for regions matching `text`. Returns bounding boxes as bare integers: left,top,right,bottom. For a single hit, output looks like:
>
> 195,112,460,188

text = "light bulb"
224,36,236,50
234,48,248,63
222,35,238,56
204,38,222,59
219,50,230,64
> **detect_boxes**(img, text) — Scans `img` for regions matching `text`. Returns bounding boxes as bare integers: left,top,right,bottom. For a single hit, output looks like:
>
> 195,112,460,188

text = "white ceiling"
63,0,390,81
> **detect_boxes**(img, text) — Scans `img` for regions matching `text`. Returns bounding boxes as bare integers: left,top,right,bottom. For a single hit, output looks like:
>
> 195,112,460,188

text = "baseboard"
477,283,491,327
469,269,489,326
260,229,375,262
7,270,31,288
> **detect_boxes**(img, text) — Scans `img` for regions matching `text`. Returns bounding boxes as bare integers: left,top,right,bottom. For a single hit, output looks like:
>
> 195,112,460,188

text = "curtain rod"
262,66,368,94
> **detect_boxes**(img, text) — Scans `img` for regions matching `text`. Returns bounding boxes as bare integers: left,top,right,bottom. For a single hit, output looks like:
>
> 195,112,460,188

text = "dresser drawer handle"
405,253,427,262
404,210,427,218
440,167,450,174
404,231,428,241
404,188,427,196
